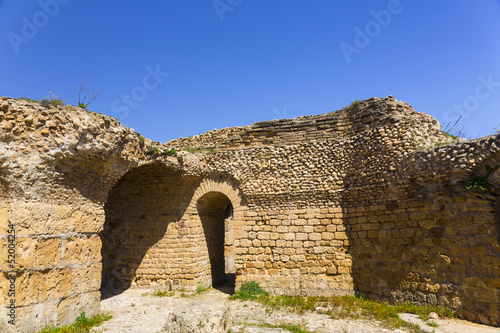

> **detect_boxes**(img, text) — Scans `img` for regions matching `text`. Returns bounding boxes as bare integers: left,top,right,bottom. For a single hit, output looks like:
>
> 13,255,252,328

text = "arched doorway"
197,191,235,287
179,176,248,293
100,162,198,298
101,171,247,297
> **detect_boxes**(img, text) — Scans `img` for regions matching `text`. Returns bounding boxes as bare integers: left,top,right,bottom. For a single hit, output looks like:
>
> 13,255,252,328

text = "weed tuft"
230,292,455,333
234,321,311,333
345,100,362,112
39,311,112,333
460,164,499,194
493,123,500,135
425,320,439,327
232,281,268,300
152,289,172,297
41,91,65,108
19,96,41,103
196,284,212,294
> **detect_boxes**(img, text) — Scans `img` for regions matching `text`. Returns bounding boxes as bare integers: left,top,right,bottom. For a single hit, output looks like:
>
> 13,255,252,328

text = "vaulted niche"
100,163,197,298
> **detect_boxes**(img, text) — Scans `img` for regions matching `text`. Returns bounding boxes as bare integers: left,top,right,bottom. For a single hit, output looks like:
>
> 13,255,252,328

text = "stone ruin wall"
0,96,498,332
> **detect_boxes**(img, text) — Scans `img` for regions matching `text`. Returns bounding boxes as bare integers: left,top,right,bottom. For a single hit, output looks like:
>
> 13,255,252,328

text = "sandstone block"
64,236,101,264
11,202,72,235
16,237,62,269
70,263,102,294
14,268,72,306
309,233,321,241
296,233,307,241
71,206,105,233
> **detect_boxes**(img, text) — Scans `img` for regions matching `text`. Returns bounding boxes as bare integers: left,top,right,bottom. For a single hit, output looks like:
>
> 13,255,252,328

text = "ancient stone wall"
0,97,201,332
196,97,499,325
350,137,500,326
168,125,250,150
1,96,498,331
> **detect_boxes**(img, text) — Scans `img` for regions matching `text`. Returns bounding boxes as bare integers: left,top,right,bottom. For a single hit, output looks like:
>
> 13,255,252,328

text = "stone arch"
181,176,248,214
100,162,200,297
181,176,248,290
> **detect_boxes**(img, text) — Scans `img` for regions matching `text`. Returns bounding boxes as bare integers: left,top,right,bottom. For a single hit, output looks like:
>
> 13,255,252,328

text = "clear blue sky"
1,1,499,142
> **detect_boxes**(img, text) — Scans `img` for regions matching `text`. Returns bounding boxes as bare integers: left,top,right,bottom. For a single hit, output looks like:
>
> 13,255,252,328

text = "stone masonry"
0,96,498,332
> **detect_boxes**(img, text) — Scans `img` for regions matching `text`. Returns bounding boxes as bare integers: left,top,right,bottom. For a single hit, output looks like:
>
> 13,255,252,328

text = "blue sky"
1,1,499,142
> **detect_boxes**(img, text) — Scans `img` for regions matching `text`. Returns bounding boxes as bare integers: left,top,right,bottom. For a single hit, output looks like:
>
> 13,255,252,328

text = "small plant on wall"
346,99,362,113
493,122,500,135
77,75,99,110
460,164,499,195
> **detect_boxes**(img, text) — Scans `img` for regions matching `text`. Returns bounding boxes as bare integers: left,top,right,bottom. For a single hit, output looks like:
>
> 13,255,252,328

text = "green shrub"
150,146,159,156
232,281,268,300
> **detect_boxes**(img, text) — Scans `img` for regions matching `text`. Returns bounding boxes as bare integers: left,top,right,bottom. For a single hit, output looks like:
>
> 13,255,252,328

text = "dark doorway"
197,191,235,293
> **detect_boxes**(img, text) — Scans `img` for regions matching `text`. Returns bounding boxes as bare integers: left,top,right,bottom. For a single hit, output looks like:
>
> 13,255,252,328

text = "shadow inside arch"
100,162,199,299
197,191,236,294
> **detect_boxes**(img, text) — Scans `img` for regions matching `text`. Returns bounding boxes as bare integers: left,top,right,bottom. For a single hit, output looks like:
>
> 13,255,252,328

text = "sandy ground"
91,287,500,333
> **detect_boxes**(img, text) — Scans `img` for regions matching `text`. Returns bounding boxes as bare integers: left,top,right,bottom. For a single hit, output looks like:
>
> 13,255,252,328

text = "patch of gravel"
92,288,500,333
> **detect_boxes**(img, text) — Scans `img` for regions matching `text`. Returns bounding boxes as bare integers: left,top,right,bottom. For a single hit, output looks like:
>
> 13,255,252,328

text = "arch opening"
197,191,235,291
100,163,197,298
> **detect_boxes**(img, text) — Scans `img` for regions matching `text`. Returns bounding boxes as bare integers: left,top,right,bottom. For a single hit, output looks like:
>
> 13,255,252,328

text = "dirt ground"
91,287,500,333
